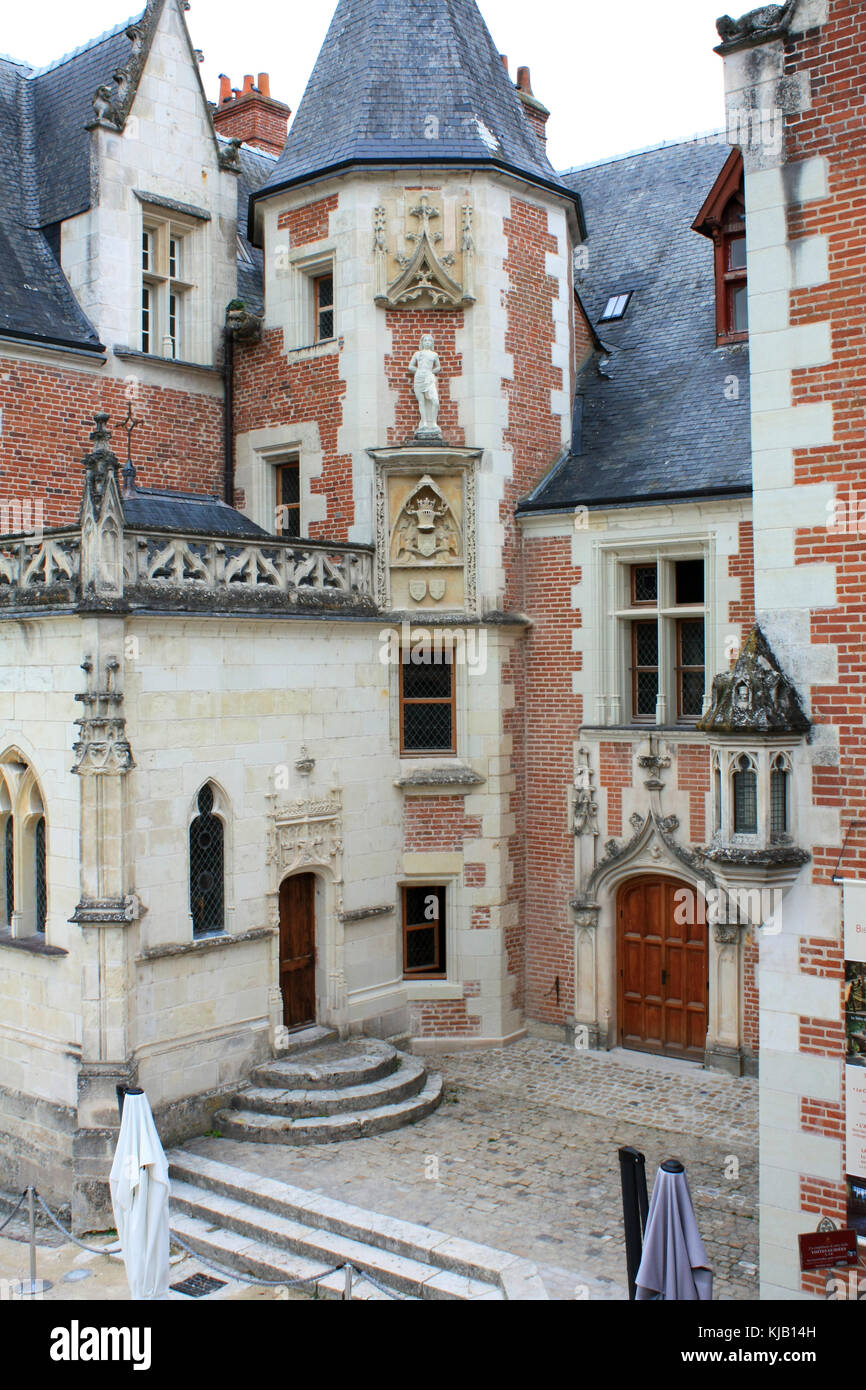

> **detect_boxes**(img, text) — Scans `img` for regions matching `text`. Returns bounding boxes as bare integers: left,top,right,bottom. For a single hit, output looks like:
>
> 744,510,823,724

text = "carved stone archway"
571,809,747,1074
266,794,346,1037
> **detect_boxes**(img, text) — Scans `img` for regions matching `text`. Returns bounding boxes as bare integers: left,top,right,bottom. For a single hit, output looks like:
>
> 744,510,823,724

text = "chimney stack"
514,64,550,146
212,72,292,156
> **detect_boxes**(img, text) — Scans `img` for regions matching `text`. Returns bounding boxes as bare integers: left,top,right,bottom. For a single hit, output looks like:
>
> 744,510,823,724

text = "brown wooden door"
279,873,316,1030
618,875,707,1062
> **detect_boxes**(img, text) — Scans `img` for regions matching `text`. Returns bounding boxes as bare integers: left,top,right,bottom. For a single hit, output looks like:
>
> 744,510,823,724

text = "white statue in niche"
408,334,442,439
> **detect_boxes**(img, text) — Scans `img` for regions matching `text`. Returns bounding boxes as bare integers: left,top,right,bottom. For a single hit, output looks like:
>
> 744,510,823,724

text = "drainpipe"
223,326,235,505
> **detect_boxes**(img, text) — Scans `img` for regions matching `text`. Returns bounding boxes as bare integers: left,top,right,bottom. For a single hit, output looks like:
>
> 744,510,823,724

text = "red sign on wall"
798,1229,859,1272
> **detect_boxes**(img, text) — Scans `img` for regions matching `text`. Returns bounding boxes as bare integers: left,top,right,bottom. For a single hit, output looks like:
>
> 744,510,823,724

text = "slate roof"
234,143,274,315
28,18,142,227
521,140,752,514
0,56,104,351
123,485,271,538
252,0,579,216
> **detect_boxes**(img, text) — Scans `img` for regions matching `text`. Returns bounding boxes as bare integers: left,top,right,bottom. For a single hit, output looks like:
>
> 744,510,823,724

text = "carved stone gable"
698,625,810,735
374,195,475,311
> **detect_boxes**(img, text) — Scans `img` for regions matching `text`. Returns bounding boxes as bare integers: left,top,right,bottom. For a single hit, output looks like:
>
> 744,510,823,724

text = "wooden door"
618,875,707,1062
279,873,316,1030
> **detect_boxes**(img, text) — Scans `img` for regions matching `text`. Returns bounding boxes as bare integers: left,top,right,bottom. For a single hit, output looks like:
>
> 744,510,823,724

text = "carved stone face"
419,334,434,351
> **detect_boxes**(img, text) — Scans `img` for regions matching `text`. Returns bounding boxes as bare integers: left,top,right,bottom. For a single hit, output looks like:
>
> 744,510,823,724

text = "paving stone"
186,1038,757,1300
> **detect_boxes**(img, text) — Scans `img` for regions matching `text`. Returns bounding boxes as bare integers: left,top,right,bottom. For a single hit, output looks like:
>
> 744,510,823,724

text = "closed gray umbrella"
635,1160,713,1301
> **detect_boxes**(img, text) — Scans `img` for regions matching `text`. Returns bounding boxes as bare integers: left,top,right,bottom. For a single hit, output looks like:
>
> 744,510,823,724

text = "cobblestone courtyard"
190,1037,758,1300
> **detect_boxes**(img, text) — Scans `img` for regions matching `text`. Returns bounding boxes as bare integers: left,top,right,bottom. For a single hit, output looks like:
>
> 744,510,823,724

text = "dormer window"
599,292,632,323
692,148,748,345
140,209,197,360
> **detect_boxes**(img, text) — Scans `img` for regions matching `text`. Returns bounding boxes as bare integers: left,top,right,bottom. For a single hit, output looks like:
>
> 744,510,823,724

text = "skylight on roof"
599,293,632,322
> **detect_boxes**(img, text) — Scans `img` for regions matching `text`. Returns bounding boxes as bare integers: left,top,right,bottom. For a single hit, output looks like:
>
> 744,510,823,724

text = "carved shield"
429,579,446,601
409,580,428,603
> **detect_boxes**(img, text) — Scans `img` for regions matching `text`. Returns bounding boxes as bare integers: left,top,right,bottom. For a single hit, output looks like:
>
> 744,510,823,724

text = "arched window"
732,754,758,834
770,754,790,838
35,816,47,934
189,784,225,936
712,752,722,834
0,753,47,938
3,815,13,928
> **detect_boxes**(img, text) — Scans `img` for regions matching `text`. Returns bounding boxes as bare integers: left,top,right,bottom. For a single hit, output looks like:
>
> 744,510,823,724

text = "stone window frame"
282,245,337,353
0,751,48,941
599,541,712,727
186,780,232,941
401,882,448,980
139,203,202,362
397,873,461,991
710,745,796,849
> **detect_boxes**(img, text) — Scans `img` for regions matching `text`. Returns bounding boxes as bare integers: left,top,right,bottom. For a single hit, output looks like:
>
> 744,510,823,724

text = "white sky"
3,0,735,169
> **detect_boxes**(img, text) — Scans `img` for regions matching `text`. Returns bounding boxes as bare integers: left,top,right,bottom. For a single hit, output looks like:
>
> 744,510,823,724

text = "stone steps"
167,1151,548,1299
214,1070,443,1144
237,1053,427,1118
251,1037,398,1092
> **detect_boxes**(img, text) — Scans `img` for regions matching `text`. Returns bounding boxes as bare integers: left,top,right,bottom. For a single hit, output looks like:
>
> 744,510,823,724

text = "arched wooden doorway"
279,873,317,1030
617,875,708,1062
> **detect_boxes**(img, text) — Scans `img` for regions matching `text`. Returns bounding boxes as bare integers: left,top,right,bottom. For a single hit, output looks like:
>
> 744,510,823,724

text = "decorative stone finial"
698,625,809,735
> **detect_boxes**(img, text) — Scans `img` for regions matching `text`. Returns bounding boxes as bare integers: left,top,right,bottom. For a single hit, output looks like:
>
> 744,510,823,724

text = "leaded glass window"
35,816,46,933
189,785,225,936
733,756,758,834
4,816,12,927
403,885,446,978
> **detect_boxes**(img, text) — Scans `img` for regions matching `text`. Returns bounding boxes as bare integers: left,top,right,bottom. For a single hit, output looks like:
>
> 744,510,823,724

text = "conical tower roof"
251,0,577,215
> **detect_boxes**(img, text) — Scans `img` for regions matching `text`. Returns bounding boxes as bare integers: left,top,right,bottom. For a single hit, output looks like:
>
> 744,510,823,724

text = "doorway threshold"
605,1048,705,1076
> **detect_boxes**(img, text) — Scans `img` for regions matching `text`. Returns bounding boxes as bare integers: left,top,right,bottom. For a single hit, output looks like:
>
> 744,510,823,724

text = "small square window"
403,885,446,978
675,559,705,606
400,655,456,755
631,564,658,606
275,460,301,538
599,292,632,323
314,273,334,342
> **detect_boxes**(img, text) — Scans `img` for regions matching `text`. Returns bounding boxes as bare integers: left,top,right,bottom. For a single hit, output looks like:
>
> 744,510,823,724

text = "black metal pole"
618,1145,649,1300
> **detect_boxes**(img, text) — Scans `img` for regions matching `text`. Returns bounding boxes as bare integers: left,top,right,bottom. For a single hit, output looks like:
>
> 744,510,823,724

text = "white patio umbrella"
635,1160,713,1301
109,1089,171,1301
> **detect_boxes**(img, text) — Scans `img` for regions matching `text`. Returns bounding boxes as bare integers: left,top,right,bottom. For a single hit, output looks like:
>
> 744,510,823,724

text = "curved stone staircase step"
237,1054,427,1118
213,1071,444,1145
251,1038,398,1092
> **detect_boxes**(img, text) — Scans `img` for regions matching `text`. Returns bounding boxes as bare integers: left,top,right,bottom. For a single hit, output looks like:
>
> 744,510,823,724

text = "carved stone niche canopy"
370,445,479,613
699,625,810,911
374,195,475,311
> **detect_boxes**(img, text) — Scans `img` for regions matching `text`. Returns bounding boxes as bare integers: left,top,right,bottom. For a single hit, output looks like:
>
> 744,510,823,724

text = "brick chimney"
514,65,550,146
212,73,291,156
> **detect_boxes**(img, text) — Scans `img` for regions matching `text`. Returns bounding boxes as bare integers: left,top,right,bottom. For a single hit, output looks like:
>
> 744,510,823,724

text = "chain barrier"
18,1188,401,1300
34,1193,121,1256
0,1190,27,1236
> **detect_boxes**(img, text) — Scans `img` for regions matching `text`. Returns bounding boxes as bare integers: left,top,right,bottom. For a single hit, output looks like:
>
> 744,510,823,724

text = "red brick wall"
402,796,481,852
503,642,526,1016
523,537,581,1024
600,742,634,838
676,744,710,843
385,309,465,445
743,934,758,1055
213,95,290,156
501,196,566,610
233,327,353,539
0,356,223,526
410,982,482,1038
277,195,339,246
728,518,755,638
